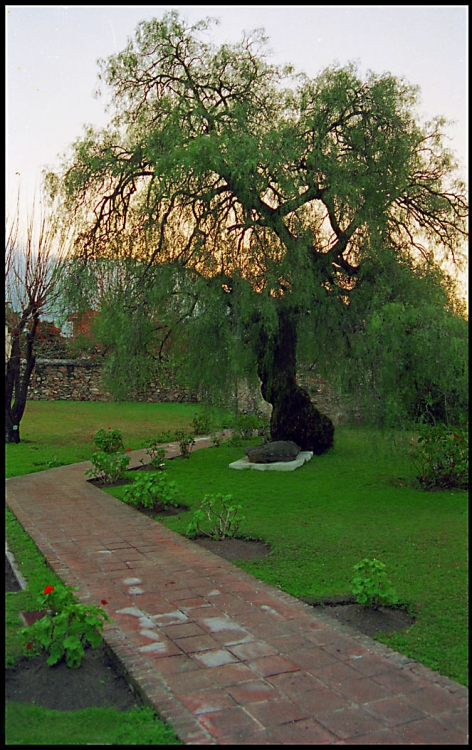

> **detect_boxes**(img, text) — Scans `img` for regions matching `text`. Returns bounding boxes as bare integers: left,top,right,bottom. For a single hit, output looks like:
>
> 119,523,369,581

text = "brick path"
6,438,468,744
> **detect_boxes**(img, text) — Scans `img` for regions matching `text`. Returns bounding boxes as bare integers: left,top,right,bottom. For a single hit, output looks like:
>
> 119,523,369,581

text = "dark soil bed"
305,595,415,637
6,643,141,712
6,556,142,712
192,536,271,560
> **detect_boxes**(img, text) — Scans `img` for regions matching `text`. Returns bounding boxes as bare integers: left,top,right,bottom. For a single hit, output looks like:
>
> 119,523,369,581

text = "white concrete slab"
229,451,313,471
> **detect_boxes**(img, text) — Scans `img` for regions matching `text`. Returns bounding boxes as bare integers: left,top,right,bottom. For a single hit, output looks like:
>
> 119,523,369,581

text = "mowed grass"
5,401,201,478
5,703,182,745
6,402,468,693
106,427,468,687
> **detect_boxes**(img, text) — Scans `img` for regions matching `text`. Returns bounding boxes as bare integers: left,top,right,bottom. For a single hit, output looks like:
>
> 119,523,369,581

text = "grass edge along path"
106,431,468,687
5,504,183,745
5,403,469,690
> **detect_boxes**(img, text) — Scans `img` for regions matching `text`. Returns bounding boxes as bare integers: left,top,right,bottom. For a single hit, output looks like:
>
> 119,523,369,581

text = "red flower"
26,642,33,650
126,448,131,452
90,435,94,439
43,585,55,595
101,599,108,606
454,434,459,438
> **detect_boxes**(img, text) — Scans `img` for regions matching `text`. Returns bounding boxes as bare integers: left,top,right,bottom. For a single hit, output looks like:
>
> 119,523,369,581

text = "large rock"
245,441,300,464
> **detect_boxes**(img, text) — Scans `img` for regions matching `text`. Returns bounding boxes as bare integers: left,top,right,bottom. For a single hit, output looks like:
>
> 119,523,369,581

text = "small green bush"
123,473,178,510
192,411,211,435
174,430,196,458
186,493,245,540
351,558,399,609
90,428,125,454
20,583,111,669
86,451,131,484
410,423,468,490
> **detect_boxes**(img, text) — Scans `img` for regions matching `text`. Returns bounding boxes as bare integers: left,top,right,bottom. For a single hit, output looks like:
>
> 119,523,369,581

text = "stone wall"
24,359,362,424
26,359,199,403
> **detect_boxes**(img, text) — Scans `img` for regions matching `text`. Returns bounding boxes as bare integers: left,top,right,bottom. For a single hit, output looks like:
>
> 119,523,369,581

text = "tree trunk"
5,409,21,443
256,305,334,454
5,318,38,444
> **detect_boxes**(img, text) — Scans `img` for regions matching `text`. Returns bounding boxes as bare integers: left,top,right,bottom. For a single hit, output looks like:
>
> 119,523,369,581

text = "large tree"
48,12,468,449
5,194,70,443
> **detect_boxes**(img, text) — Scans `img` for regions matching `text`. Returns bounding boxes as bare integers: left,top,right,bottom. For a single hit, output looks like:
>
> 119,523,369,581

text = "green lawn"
6,400,468,748
5,400,204,478
106,426,468,687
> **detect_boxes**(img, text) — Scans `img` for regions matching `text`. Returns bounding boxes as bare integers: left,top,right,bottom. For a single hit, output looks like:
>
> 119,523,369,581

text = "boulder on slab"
245,441,300,463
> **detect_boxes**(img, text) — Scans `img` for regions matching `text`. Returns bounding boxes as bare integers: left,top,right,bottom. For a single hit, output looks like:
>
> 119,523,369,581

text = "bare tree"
5,192,71,443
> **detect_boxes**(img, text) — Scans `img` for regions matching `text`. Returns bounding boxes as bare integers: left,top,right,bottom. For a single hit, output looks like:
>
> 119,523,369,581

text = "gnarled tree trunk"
5,316,38,444
256,304,334,454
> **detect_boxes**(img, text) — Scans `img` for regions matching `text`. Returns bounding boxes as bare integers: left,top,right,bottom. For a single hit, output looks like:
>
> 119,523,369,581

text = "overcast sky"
6,5,468,221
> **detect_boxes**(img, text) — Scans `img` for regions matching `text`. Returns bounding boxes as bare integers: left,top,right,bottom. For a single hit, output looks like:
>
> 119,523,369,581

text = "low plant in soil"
86,450,131,484
122,473,178,511
186,493,245,540
20,583,112,668
350,557,399,609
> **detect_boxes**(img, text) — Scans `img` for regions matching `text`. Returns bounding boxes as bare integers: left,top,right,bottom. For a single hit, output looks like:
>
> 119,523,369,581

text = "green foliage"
86,450,131,484
142,440,167,468
174,430,196,458
50,11,467,424
186,493,245,540
20,584,111,669
91,427,125,454
350,558,399,610
191,410,211,435
410,424,468,490
5,402,197,479
123,473,177,510
233,412,270,440
7,407,469,685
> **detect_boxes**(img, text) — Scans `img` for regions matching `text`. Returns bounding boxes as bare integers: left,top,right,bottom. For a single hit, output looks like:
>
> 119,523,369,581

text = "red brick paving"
6,439,468,745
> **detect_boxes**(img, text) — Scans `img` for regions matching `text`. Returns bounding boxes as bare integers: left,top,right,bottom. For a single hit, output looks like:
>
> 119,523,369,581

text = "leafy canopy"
49,11,468,421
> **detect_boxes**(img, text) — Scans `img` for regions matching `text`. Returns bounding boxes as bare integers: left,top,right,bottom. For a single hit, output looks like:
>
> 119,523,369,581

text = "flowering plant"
90,428,125,454
86,450,130,484
350,558,398,610
143,440,167,469
174,430,196,458
21,584,112,668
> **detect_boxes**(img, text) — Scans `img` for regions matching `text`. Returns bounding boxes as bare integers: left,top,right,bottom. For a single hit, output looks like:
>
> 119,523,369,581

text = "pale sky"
6,5,468,228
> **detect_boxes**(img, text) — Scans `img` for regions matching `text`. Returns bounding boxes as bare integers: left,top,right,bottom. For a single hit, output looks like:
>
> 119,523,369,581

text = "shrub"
90,428,125,454
86,451,130,484
186,493,245,540
174,430,196,458
410,423,468,490
351,558,399,609
192,411,211,435
123,473,177,510
20,584,111,669
142,441,167,469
